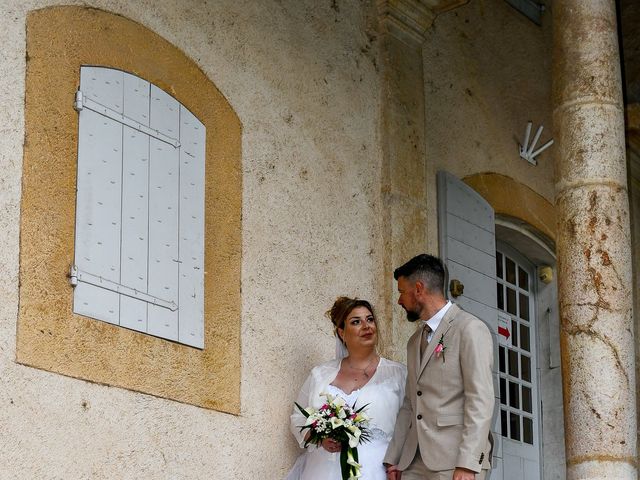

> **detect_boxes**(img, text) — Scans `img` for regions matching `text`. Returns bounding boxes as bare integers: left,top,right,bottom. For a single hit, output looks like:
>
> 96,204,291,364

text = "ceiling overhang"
377,0,469,45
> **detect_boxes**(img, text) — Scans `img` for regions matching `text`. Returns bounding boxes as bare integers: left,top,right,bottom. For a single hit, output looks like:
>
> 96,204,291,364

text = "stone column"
553,1,637,478
376,0,467,359
627,106,640,466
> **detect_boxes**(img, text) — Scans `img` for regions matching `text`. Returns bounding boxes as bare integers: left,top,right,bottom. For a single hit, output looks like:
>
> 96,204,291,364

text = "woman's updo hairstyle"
326,296,375,342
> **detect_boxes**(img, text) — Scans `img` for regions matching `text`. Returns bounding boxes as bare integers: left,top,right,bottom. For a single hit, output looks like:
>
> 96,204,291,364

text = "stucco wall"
635,182,640,464
628,152,640,460
0,0,565,477
421,3,562,479
19,6,242,414
0,1,383,478
422,0,554,251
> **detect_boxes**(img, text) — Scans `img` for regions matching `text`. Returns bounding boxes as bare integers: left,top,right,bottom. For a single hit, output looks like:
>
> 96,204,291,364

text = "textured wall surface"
0,0,565,478
632,166,640,468
422,0,554,251
18,6,242,413
421,3,563,479
554,1,636,477
0,1,383,478
629,119,640,462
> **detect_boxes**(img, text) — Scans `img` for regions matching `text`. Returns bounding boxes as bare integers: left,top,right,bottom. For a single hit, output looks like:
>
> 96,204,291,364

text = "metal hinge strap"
69,265,178,311
74,90,180,148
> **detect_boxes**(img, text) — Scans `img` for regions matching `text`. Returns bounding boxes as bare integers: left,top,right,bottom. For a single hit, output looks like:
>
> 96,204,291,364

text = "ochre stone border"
463,172,556,242
18,6,242,413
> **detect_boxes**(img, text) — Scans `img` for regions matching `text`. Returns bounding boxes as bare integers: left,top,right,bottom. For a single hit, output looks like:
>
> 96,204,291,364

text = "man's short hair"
394,254,445,294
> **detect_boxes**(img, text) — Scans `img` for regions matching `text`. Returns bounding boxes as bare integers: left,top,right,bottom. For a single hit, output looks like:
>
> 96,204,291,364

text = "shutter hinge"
68,264,79,286
73,89,180,148
69,264,178,311
74,90,83,112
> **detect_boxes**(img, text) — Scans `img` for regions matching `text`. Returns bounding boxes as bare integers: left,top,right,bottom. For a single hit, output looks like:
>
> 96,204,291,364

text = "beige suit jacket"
383,304,495,473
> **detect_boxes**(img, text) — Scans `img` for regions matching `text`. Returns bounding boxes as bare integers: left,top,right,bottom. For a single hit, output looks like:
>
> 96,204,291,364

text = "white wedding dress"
286,357,406,480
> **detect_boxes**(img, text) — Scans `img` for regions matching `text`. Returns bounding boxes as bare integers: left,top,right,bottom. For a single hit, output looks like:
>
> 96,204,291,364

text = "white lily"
354,412,369,423
346,448,362,477
349,431,362,448
329,416,344,428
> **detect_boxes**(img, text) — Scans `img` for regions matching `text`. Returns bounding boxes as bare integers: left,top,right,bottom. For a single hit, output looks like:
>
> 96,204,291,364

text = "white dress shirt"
423,301,452,342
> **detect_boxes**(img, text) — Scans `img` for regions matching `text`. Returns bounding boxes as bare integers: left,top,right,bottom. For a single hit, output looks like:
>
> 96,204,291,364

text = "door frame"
496,240,543,480
494,215,563,480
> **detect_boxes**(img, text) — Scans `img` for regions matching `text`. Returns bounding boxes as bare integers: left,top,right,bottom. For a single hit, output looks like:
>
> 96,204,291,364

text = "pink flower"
435,334,447,362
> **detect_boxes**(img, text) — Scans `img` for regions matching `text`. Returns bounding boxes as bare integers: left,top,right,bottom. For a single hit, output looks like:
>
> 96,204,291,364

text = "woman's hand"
321,437,342,453
452,467,475,479
385,464,402,480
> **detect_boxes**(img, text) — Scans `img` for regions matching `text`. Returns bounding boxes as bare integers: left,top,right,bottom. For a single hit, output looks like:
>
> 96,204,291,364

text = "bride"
286,297,407,480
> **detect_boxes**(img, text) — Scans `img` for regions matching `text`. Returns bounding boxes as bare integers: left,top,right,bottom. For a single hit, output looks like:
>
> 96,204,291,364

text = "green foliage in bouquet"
295,392,371,480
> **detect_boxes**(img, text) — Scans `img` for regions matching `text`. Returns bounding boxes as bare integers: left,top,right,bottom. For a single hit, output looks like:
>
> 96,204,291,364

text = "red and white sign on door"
498,312,511,342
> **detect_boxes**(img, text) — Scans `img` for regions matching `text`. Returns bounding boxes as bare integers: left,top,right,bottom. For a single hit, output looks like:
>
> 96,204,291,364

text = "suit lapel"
418,304,459,376
407,327,422,381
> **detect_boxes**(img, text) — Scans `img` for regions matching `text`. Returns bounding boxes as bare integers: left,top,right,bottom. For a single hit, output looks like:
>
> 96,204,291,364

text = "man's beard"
405,308,421,322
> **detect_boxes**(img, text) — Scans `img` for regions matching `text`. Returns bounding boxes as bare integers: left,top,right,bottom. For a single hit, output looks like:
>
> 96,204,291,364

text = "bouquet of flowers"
295,392,371,480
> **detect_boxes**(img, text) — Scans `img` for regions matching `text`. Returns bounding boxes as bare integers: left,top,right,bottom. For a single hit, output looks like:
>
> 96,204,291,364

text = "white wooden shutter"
437,171,501,478
73,66,206,348
437,171,498,331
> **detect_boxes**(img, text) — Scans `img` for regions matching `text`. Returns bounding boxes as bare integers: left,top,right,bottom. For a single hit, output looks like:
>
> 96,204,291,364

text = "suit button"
417,414,422,420
417,391,422,396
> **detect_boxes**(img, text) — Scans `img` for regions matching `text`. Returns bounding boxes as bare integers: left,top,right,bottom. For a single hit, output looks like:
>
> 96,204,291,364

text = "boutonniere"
435,334,447,363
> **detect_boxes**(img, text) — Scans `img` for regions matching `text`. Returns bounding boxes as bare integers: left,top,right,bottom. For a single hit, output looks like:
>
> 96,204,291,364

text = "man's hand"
385,464,401,480
452,467,476,480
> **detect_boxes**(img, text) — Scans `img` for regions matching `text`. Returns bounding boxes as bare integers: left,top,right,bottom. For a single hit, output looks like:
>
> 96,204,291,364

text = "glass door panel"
496,245,541,479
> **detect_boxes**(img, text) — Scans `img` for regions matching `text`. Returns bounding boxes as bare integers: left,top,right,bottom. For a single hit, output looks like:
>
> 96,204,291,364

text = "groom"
383,254,494,480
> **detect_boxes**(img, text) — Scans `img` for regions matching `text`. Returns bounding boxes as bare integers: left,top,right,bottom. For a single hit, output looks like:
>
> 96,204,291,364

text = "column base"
567,459,637,480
